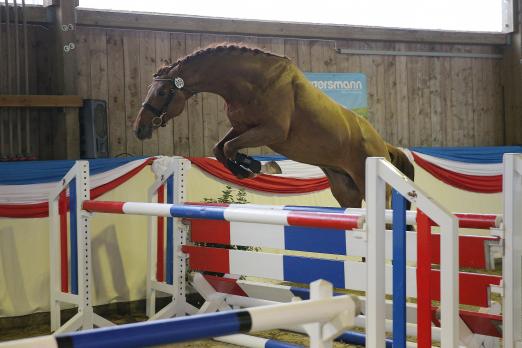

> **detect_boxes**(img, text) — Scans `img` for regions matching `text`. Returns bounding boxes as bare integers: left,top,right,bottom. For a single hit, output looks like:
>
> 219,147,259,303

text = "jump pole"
82,201,363,230
220,203,500,228
1,280,356,348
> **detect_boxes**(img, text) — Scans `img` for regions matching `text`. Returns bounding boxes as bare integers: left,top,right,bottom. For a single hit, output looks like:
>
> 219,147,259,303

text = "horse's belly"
269,139,346,168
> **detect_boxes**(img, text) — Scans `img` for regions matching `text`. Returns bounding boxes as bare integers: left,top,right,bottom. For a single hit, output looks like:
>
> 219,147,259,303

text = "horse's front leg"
214,128,261,179
223,125,287,161
213,128,239,166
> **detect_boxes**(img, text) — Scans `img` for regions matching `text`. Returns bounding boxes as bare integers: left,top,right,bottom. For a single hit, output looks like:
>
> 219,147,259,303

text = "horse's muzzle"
135,123,153,140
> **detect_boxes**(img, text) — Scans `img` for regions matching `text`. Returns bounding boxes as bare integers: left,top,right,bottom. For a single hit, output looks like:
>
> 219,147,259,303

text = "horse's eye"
158,90,166,97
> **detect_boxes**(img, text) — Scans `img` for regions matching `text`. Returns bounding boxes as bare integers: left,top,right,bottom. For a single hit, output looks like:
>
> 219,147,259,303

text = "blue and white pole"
1,283,355,348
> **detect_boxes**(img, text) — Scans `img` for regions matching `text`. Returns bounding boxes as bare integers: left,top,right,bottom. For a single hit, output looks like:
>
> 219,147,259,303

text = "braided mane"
155,43,288,76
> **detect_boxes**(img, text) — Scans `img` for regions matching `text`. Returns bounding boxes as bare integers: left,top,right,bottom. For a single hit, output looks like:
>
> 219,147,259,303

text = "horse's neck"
182,53,278,103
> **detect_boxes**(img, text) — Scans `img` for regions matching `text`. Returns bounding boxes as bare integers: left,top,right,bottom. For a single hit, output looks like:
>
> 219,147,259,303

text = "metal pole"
5,0,13,157
13,0,21,156
21,0,30,155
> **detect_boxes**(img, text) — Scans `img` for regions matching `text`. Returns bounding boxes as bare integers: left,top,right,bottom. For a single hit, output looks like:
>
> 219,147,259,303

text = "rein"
142,76,190,128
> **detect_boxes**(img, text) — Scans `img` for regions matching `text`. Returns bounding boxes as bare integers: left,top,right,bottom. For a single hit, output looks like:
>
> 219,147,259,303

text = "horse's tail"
386,143,415,182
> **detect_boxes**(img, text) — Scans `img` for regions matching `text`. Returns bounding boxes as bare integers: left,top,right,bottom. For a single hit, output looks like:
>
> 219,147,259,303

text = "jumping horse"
133,44,414,208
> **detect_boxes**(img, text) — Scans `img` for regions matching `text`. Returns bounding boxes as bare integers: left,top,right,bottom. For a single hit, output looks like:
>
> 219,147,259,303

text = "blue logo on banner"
305,73,368,118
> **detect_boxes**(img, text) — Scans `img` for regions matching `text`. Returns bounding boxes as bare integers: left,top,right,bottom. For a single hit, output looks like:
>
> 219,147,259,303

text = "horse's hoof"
226,160,255,179
261,161,282,175
235,153,262,173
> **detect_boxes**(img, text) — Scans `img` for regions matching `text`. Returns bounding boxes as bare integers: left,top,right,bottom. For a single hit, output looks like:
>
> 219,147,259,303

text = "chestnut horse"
133,45,414,208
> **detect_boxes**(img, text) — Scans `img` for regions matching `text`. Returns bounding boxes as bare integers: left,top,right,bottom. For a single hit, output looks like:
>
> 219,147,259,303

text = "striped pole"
86,199,498,229
83,201,363,230
208,203,500,228
1,293,354,348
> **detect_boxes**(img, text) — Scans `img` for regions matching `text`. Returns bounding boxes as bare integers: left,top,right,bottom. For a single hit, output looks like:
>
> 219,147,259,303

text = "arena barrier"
42,154,521,347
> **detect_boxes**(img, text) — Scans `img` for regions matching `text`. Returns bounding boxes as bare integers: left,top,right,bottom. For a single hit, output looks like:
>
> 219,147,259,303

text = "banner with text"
305,72,368,118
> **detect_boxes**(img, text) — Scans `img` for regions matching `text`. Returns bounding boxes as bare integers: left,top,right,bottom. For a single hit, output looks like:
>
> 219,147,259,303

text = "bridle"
141,75,187,129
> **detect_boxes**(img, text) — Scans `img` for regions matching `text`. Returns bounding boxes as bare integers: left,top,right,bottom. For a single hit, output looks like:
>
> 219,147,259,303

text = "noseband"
142,76,186,129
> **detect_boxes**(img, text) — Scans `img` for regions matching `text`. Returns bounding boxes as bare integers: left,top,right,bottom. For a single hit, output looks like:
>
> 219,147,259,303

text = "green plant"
201,186,255,259
203,185,249,204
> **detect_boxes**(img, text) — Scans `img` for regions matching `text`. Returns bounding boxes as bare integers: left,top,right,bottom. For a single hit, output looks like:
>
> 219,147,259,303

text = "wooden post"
503,0,522,145
46,0,80,159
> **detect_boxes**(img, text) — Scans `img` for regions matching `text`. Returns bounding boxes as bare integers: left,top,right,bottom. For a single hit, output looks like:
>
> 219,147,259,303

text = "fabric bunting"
406,147,521,193
1,146,521,218
0,158,154,218
411,152,502,193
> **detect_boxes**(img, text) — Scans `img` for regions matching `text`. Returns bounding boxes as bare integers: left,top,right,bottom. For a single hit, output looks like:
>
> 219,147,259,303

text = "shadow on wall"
0,227,31,316
91,225,130,304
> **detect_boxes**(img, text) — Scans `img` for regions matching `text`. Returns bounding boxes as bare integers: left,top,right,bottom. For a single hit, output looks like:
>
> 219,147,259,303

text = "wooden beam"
20,7,509,46
0,95,83,108
76,9,508,46
47,0,80,159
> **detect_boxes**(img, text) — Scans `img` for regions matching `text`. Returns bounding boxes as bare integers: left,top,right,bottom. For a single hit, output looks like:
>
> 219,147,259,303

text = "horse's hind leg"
321,167,364,208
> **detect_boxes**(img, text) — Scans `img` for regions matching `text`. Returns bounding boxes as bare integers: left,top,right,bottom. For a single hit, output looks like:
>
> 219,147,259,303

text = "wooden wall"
0,13,508,159
0,24,59,159
74,26,505,158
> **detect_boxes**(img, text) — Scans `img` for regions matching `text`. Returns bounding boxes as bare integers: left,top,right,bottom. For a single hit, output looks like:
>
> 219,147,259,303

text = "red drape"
189,157,330,193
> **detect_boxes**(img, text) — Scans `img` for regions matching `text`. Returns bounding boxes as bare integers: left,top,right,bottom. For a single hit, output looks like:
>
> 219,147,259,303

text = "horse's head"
133,66,191,140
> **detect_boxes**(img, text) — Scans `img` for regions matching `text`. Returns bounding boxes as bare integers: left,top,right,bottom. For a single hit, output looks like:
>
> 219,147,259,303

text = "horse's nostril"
135,124,152,140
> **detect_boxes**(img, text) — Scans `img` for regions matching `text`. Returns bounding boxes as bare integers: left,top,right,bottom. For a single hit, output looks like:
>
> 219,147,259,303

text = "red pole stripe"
454,213,498,229
83,200,124,214
287,211,361,230
59,190,68,293
156,185,165,282
428,213,499,229
416,210,432,348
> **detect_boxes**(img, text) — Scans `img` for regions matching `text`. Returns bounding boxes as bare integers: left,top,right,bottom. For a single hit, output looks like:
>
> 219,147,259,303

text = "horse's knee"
223,142,238,160
213,143,225,162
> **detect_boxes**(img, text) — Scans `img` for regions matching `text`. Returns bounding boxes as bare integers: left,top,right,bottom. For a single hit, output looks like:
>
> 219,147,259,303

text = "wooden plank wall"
5,25,505,159
76,26,504,157
0,24,57,160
